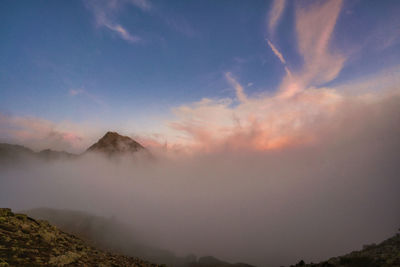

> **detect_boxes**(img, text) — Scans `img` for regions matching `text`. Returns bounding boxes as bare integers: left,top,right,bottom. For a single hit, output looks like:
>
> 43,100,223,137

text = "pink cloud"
282,0,344,95
0,114,96,153
268,0,286,36
151,1,399,154
225,72,248,103
164,84,343,153
84,0,144,44
267,39,286,64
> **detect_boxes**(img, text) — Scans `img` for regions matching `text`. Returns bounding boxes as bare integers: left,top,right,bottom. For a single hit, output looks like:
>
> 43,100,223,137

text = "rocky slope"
290,231,400,267
2,207,399,266
24,208,255,267
0,208,162,267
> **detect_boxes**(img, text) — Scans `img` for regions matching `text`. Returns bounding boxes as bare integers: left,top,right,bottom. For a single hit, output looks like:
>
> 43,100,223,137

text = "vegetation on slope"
0,208,162,266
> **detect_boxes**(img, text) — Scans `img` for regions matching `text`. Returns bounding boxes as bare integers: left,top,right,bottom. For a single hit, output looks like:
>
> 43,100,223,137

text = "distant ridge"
0,143,76,164
0,131,147,163
86,131,145,156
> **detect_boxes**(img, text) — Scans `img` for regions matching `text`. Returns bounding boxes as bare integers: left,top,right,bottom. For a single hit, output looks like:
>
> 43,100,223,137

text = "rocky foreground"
0,208,162,266
1,207,400,267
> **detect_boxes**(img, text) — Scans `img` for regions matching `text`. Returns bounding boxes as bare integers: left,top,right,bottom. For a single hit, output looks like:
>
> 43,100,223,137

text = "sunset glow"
1,1,400,266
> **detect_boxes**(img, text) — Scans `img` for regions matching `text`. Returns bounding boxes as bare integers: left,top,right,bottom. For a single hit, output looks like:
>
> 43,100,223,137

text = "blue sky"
1,0,400,151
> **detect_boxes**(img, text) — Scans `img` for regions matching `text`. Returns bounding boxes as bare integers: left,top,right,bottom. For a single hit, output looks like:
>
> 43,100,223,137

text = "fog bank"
1,94,400,266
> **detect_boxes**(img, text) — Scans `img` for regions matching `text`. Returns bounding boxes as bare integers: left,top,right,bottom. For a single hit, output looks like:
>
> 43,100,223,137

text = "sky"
1,2,400,265
1,0,400,152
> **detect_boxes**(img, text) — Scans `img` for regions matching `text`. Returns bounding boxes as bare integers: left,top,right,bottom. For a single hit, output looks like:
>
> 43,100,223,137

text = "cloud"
2,93,400,266
296,1,343,85
84,0,147,43
129,0,151,11
267,39,286,64
104,23,141,43
225,72,248,103
268,0,286,36
154,0,350,152
332,64,400,95
69,88,106,106
267,39,292,77
166,84,344,152
271,0,344,99
150,0,400,154
0,113,99,153
2,2,399,265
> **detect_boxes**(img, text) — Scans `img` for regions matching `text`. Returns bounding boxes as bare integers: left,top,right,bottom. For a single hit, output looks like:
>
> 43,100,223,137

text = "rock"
0,208,162,266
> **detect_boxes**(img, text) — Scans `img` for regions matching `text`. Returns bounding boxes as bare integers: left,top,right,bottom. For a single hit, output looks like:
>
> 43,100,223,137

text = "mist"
1,93,400,267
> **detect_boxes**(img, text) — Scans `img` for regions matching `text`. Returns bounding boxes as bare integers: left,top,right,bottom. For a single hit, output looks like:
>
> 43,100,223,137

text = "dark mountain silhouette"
86,131,145,156
0,143,76,165
0,143,36,160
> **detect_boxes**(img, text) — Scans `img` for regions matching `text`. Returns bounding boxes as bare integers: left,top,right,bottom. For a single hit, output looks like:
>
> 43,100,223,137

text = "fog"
1,94,400,267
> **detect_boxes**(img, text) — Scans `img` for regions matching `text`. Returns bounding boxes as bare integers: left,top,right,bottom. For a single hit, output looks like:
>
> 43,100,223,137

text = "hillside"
24,208,255,267
0,143,76,166
0,208,162,267
1,207,400,266
290,231,400,267
24,208,183,267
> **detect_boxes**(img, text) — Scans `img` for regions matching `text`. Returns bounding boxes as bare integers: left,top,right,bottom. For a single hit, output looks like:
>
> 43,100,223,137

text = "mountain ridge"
0,131,146,163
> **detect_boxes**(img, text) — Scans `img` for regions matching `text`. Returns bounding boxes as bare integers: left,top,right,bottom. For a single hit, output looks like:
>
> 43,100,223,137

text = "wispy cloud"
69,88,106,106
278,0,344,97
129,0,151,11
165,81,343,152
267,39,292,77
295,0,344,86
268,0,286,36
84,0,150,43
267,39,286,64
104,23,141,43
147,0,400,153
225,72,248,103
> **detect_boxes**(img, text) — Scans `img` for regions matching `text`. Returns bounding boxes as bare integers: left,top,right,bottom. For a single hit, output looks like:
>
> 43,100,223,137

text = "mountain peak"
87,131,145,155
103,131,120,138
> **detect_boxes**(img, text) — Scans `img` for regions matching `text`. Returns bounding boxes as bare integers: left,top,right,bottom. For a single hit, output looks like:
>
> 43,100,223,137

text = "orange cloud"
160,0,351,155
163,84,343,153
154,0,375,153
